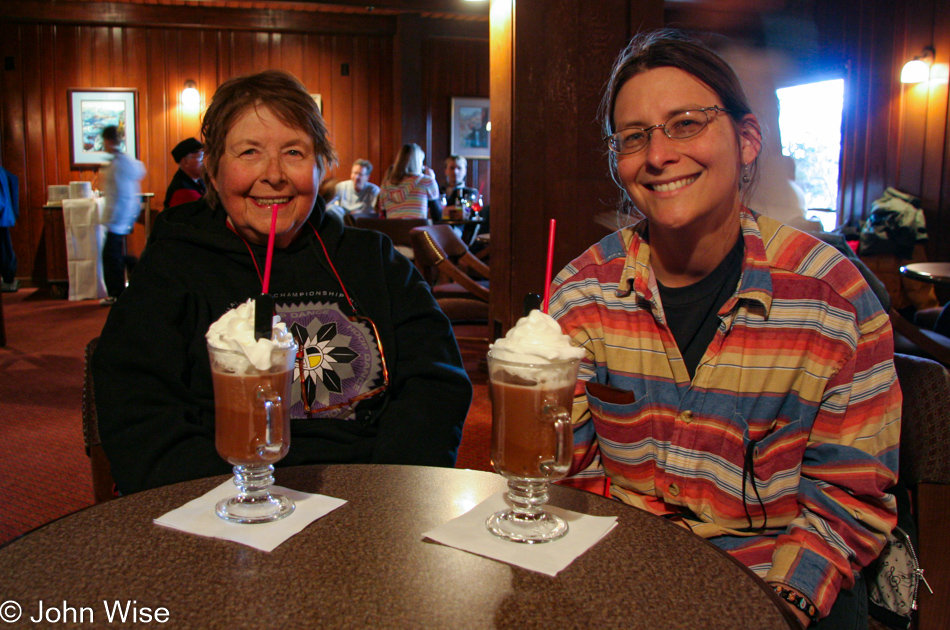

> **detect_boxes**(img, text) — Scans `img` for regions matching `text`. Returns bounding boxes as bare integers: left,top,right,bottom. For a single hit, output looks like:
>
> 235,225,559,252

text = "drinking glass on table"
486,351,580,543
473,194,484,220
458,194,472,220
208,341,298,524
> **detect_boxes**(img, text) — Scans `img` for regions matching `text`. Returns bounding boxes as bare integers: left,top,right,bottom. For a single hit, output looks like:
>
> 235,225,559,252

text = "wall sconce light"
181,80,200,110
901,47,934,84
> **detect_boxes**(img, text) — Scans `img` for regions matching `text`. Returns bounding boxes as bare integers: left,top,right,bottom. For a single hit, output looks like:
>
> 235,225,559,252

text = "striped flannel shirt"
380,175,439,220
549,210,900,618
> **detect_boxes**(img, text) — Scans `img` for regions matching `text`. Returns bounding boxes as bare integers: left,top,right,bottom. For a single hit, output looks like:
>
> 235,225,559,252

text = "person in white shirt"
100,124,146,306
327,159,380,218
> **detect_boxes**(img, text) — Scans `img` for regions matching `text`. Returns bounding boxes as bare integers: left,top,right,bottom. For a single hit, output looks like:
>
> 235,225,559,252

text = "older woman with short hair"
93,70,471,495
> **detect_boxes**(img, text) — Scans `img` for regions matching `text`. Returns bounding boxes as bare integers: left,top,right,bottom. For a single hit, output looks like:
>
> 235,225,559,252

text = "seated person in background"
379,143,439,220
326,159,380,219
550,30,900,630
163,137,206,209
92,69,472,495
441,154,478,207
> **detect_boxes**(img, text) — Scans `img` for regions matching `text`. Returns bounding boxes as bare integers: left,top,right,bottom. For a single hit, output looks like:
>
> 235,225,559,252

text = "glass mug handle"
539,404,571,478
256,386,284,458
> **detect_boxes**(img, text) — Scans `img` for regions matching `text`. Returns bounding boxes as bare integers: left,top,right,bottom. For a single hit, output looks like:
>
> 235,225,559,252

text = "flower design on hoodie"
278,300,383,420
291,321,358,405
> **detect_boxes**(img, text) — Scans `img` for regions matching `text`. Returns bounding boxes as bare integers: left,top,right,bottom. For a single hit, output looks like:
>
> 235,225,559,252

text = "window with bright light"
776,79,844,232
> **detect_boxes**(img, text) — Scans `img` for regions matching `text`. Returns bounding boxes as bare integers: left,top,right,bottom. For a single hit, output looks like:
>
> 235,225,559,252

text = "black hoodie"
92,197,472,495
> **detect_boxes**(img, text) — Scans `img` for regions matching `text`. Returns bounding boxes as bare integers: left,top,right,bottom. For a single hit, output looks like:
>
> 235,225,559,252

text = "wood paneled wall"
0,0,488,284
423,36,490,197
834,0,950,263
891,0,950,265
0,19,394,280
489,0,664,333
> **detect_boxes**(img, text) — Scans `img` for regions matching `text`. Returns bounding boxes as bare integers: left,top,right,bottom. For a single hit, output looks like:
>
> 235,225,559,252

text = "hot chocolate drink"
490,375,574,479
484,310,584,542
206,298,298,524
212,367,293,466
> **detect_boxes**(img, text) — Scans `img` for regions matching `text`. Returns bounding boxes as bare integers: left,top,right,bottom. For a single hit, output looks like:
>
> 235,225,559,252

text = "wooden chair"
410,224,489,324
891,353,950,630
342,211,377,227
354,217,429,259
82,337,117,503
889,310,950,367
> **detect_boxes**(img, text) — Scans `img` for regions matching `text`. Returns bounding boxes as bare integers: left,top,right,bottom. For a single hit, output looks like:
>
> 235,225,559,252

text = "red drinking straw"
542,218,556,314
261,204,279,294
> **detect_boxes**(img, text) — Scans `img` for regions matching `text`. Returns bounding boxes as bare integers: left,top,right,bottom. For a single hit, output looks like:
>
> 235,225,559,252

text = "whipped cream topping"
490,309,585,364
206,299,295,371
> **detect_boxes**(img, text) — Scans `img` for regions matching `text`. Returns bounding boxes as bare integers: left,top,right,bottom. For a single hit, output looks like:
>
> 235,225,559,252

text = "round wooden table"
436,216,485,246
900,262,950,285
0,465,796,629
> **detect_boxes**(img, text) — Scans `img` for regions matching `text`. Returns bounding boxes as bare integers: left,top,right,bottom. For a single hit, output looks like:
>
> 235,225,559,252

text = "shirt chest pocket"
585,381,654,446
744,417,807,483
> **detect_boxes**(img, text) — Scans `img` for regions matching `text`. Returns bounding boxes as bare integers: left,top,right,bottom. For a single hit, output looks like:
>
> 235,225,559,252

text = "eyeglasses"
296,311,389,414
605,106,730,155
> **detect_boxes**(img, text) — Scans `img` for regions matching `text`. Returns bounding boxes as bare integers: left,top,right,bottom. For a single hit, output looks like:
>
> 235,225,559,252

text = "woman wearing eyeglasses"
549,30,899,629
93,70,472,496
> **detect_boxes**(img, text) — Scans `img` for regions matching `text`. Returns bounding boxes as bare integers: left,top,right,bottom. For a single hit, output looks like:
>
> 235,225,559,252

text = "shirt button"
668,483,680,496
679,410,694,424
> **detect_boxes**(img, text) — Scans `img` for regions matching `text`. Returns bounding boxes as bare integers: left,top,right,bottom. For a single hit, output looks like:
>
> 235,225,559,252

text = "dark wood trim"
227,0,489,19
421,16,489,40
1,1,398,35
394,13,424,146
488,0,512,339
916,483,950,630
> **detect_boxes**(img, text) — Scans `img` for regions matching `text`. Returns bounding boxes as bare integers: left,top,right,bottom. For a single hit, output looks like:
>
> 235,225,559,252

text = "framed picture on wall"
67,88,139,169
450,97,490,159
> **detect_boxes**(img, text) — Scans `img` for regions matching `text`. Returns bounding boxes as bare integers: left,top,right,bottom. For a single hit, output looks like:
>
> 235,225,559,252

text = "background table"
437,215,485,246
900,262,950,285
42,193,154,298
0,465,796,629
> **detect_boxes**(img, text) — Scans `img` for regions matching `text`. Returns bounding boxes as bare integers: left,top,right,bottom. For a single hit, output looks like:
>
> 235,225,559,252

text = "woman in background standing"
379,143,439,220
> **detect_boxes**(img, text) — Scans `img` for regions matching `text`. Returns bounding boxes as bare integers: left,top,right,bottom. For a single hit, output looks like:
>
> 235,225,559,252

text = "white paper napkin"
154,480,346,552
422,492,617,576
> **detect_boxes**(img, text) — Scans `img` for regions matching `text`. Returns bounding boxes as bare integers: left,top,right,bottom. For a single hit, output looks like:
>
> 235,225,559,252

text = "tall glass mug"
208,341,297,524
486,351,580,543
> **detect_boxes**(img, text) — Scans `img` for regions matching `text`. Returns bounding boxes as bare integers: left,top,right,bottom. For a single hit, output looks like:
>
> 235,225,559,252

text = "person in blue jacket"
0,165,18,292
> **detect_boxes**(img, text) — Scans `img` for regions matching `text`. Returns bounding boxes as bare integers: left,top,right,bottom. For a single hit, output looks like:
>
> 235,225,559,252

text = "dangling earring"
741,164,751,184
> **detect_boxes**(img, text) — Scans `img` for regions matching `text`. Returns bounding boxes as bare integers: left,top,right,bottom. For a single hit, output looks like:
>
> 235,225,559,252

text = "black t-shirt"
657,235,744,380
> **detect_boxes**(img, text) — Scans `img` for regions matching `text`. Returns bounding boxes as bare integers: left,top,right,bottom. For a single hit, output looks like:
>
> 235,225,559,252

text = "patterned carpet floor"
453,328,492,474
0,289,492,545
0,289,109,545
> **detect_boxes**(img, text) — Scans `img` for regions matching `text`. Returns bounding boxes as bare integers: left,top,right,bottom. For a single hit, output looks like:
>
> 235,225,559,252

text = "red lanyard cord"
227,219,357,314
